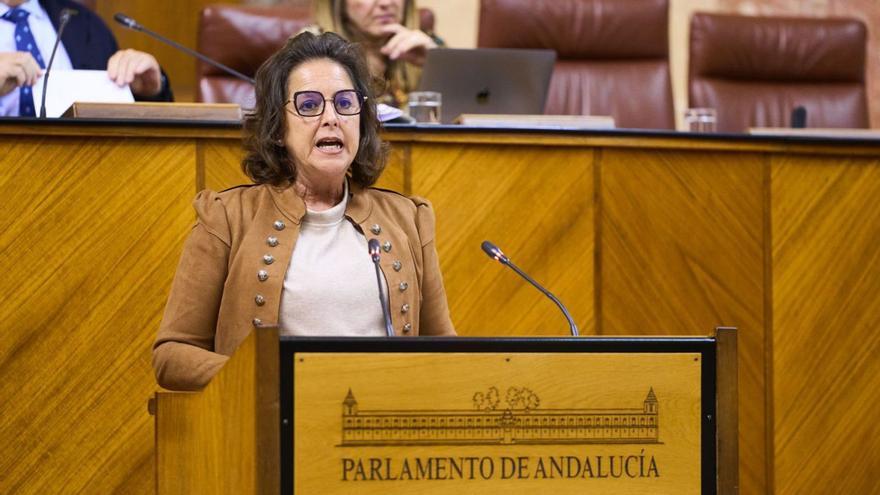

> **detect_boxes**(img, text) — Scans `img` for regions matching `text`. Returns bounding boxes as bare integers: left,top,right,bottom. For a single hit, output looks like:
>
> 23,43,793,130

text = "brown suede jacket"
153,182,456,391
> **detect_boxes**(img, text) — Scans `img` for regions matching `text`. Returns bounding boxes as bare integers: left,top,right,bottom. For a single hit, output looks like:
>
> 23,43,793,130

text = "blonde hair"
313,0,420,39
311,0,425,107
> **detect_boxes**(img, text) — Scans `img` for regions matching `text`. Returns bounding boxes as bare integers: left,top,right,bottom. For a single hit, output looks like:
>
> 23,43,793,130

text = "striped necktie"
2,7,46,117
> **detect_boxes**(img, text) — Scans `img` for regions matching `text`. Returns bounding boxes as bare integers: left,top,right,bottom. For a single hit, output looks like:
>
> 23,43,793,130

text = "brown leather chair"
689,13,869,132
197,5,436,107
478,0,675,129
196,4,313,107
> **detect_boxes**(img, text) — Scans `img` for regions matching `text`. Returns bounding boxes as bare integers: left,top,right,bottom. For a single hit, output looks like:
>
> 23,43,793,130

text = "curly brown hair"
242,31,387,186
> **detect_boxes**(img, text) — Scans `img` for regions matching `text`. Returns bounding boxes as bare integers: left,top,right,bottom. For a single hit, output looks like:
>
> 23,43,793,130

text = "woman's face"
345,0,405,38
284,58,361,186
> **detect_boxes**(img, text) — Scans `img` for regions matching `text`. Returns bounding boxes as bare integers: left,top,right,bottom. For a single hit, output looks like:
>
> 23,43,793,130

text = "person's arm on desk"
153,191,231,391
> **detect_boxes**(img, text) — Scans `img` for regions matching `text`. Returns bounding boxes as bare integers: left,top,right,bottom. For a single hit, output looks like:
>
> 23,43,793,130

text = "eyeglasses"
288,89,366,117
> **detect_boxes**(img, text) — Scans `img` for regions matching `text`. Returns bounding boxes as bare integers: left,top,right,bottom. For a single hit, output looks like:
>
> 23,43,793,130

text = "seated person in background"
0,0,172,117
306,0,441,107
152,32,456,391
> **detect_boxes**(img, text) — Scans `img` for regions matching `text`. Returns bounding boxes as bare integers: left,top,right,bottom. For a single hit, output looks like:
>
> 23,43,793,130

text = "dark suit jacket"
39,0,173,101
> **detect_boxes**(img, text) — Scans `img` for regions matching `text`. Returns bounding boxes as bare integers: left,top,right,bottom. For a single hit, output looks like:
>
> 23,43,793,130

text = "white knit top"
278,184,386,337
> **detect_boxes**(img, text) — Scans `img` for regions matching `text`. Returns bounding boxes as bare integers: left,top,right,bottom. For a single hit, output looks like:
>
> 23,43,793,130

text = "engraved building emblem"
341,387,659,446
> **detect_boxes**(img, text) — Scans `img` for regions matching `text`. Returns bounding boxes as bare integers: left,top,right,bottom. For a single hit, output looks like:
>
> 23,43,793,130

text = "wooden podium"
152,329,737,495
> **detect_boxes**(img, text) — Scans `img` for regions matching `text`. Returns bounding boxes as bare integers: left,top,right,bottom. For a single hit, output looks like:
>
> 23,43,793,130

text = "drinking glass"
684,108,717,132
407,91,442,124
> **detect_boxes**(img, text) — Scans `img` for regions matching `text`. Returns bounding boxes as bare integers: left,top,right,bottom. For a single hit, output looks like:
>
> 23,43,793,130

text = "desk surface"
1,117,880,154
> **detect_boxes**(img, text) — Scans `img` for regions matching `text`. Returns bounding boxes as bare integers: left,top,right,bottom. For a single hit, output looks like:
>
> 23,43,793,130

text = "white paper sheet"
377,103,403,122
31,70,135,118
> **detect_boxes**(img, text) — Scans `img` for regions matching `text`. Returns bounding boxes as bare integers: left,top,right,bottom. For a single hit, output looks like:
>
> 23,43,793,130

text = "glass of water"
684,108,717,133
407,91,442,124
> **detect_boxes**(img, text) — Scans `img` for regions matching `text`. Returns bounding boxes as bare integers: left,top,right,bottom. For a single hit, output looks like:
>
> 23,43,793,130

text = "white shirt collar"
0,1,48,21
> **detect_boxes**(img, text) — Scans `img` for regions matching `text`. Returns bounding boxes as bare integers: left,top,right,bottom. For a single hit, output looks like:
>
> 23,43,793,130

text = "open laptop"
417,48,556,124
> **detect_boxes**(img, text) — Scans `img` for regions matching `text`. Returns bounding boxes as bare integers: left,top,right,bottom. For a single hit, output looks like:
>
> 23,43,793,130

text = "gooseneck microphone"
368,239,395,337
112,13,256,85
481,240,579,336
40,8,76,118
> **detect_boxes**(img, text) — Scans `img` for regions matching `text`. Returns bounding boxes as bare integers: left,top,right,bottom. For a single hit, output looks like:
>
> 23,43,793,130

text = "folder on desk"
62,102,243,122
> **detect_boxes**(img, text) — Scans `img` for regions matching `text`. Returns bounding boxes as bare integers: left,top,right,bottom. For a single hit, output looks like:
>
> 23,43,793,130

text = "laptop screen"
417,48,557,124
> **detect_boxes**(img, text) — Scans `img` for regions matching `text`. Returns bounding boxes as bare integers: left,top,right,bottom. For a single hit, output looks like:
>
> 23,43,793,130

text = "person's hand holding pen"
378,23,437,66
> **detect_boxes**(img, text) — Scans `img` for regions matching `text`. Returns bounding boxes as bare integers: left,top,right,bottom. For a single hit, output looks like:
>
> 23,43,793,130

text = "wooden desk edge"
1,120,879,156
716,327,739,495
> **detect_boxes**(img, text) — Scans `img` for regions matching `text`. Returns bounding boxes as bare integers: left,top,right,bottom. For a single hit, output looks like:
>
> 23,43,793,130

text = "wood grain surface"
1,125,878,494
155,327,280,495
599,148,767,494
0,136,197,494
770,153,880,494
408,143,595,336
202,137,247,192
294,352,702,495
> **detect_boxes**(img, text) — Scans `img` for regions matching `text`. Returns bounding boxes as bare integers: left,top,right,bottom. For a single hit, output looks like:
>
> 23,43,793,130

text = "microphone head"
113,13,140,30
481,240,508,264
791,106,808,129
368,238,381,262
59,8,77,23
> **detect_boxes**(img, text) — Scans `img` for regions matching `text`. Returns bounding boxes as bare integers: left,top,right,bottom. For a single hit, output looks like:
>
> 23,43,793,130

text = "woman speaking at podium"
152,32,455,392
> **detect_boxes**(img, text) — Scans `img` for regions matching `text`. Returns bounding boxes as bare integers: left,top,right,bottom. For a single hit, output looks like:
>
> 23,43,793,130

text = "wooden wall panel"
379,143,407,193
0,137,197,494
410,144,594,336
2,126,877,495
771,154,880,494
202,140,406,193
202,138,247,192
599,148,767,494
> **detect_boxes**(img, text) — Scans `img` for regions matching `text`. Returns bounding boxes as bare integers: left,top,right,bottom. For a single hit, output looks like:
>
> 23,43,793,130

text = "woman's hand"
0,51,41,97
107,49,163,97
378,24,438,66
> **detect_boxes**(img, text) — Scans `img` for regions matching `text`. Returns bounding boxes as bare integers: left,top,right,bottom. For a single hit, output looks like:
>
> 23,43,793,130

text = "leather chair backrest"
689,13,868,132
478,0,674,130
197,4,437,108
197,4,313,108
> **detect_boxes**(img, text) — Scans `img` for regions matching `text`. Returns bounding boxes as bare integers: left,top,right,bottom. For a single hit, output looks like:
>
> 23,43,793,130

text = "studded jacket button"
257,270,269,282
266,236,279,247
370,224,382,235
273,220,285,231
255,294,266,306
382,241,392,252
401,303,410,313
399,281,408,292
263,254,275,265
252,318,263,327
392,260,402,272
403,323,412,333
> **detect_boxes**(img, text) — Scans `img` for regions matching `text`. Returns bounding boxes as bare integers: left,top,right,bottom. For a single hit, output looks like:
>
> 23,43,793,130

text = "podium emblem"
341,386,660,446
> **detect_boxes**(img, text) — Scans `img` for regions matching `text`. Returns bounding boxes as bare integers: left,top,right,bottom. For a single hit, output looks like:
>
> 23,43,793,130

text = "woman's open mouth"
315,137,344,153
